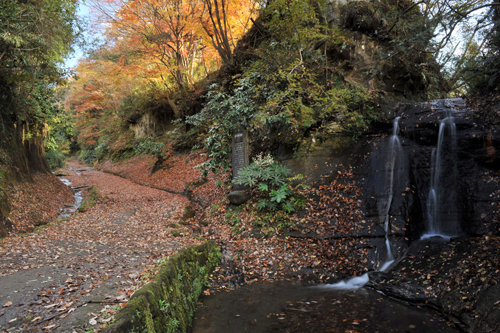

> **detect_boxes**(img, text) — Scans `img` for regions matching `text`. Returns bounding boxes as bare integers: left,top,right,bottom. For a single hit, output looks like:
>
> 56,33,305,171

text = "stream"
57,168,85,218
190,281,458,332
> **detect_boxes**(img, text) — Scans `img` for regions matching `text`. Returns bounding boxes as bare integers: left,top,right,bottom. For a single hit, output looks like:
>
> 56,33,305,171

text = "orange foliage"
67,0,257,152
87,0,257,88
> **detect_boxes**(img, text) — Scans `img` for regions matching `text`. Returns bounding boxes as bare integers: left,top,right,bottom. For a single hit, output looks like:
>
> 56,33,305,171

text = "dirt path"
0,159,200,332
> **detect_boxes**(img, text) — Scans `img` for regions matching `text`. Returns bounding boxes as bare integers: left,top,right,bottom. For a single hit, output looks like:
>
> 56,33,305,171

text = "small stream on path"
56,168,85,218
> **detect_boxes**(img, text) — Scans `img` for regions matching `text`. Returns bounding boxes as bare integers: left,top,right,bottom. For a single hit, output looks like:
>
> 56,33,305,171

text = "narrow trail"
0,159,201,332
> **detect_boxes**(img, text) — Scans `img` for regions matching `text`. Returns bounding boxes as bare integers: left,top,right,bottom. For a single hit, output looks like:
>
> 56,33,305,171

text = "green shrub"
233,154,306,213
94,136,110,160
186,80,257,176
184,0,381,178
79,145,97,165
45,148,65,169
133,138,165,158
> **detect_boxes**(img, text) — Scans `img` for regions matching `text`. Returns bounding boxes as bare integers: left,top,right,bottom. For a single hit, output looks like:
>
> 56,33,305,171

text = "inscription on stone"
232,128,249,191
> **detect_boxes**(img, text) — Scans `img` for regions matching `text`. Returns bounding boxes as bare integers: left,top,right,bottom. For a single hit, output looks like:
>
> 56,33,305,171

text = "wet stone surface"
190,281,458,333
58,177,84,218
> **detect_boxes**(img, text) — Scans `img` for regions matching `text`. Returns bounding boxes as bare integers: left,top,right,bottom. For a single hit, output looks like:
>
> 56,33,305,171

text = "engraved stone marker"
231,127,249,192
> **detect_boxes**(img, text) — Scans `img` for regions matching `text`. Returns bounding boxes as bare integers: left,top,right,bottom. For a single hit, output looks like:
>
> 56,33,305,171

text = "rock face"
394,98,500,238
283,98,500,330
366,236,500,332
285,98,499,254
0,124,74,236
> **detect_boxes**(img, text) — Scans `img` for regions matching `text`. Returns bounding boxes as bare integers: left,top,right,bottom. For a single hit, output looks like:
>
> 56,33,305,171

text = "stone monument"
228,127,250,204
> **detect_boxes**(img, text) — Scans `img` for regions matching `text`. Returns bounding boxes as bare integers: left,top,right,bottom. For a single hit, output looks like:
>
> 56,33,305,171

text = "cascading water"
423,101,460,239
58,178,83,218
379,116,403,271
325,117,403,288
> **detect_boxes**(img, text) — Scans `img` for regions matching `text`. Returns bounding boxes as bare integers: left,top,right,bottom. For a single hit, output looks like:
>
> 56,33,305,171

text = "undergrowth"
79,186,102,212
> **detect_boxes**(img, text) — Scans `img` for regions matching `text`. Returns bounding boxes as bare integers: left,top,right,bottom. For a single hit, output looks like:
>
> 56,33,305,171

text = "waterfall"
325,117,403,288
423,102,459,239
379,116,403,271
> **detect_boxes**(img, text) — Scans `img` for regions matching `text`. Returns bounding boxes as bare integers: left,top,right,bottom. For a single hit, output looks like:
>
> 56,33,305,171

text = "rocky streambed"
367,235,500,332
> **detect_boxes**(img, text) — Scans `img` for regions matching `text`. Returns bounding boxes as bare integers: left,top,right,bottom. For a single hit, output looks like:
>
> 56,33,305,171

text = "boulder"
227,191,249,205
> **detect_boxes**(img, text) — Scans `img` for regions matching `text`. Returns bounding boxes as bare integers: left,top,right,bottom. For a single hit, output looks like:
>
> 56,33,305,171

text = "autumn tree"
66,35,153,151
86,0,257,118
200,0,258,65
88,0,210,117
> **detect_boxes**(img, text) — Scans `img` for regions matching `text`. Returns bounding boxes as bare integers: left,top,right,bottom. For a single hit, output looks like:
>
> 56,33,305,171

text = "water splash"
58,178,83,218
323,273,370,290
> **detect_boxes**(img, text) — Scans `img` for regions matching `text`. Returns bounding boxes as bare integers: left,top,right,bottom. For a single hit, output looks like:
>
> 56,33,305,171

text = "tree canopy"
0,0,80,169
0,0,80,122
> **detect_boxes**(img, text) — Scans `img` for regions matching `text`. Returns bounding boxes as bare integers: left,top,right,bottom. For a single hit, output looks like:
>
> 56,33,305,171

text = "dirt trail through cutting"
0,159,200,332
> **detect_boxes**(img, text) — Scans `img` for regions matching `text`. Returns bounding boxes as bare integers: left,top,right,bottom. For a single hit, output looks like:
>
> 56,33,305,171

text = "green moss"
171,230,183,237
181,205,196,221
199,220,210,227
78,186,102,212
103,241,220,333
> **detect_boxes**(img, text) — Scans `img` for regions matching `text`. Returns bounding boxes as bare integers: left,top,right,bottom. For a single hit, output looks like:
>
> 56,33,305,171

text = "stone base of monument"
227,190,249,205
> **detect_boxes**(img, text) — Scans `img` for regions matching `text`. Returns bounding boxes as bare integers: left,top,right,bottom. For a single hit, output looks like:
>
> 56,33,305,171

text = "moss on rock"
103,241,221,333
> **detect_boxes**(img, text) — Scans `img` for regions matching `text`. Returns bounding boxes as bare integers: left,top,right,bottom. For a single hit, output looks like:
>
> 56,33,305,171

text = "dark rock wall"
0,122,57,236
396,99,500,237
283,99,500,267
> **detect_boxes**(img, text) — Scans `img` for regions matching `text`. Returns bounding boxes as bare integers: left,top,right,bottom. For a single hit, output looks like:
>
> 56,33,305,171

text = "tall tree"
200,0,257,65
87,0,257,117
66,35,153,147
89,0,209,117
0,0,80,123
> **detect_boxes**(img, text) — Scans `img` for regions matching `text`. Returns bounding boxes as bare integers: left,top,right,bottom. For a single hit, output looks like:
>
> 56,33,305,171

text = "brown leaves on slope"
97,149,372,290
97,146,230,207
288,166,366,239
5,172,74,234
97,145,205,193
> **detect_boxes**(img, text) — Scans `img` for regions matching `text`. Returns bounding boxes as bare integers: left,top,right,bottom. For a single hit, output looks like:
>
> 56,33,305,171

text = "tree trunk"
167,96,182,119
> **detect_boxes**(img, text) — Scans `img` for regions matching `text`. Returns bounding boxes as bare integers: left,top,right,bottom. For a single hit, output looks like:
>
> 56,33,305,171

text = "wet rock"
227,191,249,205
366,236,500,332
181,204,196,221
367,271,428,302
473,283,500,332
277,98,500,331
